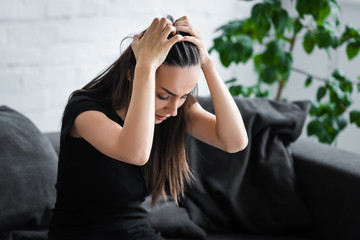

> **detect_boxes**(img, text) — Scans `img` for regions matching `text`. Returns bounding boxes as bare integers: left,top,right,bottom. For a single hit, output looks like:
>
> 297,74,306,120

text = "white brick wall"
1,0,359,154
0,0,245,132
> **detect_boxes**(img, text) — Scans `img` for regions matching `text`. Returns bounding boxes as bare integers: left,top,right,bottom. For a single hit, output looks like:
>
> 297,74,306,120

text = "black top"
48,94,162,239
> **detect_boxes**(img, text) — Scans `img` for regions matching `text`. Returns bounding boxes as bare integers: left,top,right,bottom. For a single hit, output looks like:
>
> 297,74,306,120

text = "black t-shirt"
48,94,161,239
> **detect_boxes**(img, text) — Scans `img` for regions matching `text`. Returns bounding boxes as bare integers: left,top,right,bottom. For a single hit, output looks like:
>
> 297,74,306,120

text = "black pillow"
143,196,206,239
185,97,314,234
0,106,57,231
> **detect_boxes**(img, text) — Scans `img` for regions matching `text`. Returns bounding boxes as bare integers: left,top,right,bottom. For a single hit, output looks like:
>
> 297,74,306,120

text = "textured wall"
0,0,359,154
0,0,250,132
280,1,360,154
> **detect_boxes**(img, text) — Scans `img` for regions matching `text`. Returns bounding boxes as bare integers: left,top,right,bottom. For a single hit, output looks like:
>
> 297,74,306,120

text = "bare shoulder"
71,110,116,138
185,102,219,146
186,102,215,126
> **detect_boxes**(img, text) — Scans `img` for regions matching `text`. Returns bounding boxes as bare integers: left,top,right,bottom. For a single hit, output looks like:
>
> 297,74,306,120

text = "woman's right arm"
69,18,182,166
71,63,156,166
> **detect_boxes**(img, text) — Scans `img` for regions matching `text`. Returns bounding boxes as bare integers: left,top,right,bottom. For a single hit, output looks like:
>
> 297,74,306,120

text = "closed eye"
157,94,169,100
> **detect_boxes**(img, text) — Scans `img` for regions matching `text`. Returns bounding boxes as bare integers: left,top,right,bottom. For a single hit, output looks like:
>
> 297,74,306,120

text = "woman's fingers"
182,35,200,48
174,16,211,65
142,17,172,40
161,25,177,39
155,17,173,34
167,34,184,48
147,17,161,34
175,25,200,38
174,16,189,24
131,33,142,49
132,33,141,42
174,17,201,39
131,17,185,69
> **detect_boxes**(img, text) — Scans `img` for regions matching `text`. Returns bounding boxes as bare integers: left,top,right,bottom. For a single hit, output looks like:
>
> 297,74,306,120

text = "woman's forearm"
202,59,248,152
119,62,156,165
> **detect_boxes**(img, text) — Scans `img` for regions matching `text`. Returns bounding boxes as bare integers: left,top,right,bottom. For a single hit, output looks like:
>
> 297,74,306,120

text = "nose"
167,100,179,117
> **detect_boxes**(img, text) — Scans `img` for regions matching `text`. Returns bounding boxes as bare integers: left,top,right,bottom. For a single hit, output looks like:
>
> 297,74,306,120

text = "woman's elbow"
133,157,149,166
224,135,248,153
130,150,150,166
114,149,150,166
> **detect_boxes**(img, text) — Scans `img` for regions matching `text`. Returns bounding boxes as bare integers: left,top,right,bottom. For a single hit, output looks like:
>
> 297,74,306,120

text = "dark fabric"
0,229,48,240
143,196,206,239
49,217,163,240
184,97,314,234
49,94,155,240
203,233,310,240
44,131,206,239
291,139,360,240
0,106,57,232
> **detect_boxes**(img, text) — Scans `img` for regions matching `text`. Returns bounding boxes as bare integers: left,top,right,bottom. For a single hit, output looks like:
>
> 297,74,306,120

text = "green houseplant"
210,0,360,144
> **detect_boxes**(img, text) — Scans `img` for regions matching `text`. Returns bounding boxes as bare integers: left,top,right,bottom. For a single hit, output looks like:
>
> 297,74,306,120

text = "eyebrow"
160,87,191,98
161,87,177,96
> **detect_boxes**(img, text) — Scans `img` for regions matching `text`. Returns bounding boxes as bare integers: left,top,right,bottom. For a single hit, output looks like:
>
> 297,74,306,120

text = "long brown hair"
70,16,200,205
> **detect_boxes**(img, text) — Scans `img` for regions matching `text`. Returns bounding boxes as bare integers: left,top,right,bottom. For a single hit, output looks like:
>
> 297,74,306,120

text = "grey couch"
1,96,360,240
46,133,360,240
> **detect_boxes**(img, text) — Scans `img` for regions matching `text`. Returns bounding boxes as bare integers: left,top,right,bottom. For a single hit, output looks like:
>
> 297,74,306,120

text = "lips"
156,114,168,121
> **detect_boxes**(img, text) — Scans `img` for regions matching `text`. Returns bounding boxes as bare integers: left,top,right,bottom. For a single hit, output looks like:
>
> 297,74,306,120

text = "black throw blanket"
184,96,314,234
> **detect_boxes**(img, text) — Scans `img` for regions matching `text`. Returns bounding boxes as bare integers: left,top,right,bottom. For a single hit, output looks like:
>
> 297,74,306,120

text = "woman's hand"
176,17,248,153
131,17,183,70
174,16,211,66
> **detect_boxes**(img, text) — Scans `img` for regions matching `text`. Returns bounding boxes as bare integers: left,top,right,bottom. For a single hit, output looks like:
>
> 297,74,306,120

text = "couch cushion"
0,106,57,232
0,228,48,240
185,97,313,234
143,196,207,239
203,233,310,240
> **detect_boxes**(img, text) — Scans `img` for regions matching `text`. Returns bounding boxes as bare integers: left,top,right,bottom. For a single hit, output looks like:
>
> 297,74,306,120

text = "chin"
155,119,165,124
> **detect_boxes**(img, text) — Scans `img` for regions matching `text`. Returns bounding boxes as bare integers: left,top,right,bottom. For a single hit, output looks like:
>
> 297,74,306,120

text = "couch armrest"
44,132,60,155
290,138,360,240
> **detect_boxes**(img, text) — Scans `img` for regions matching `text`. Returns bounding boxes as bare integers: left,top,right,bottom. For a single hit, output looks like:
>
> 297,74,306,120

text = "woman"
48,16,248,240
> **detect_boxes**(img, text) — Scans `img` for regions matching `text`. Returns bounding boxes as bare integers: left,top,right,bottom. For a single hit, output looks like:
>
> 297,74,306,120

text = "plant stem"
275,34,297,101
289,34,297,52
291,66,329,82
292,66,360,84
276,78,286,101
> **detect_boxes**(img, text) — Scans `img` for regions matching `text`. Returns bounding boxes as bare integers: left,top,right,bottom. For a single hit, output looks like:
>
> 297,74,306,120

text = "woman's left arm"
175,16,248,153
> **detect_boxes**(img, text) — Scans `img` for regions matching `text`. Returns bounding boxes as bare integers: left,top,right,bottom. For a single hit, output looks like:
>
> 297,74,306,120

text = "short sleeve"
61,95,107,141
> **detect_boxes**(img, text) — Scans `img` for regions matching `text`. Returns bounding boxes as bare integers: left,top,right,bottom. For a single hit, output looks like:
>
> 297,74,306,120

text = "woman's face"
154,64,200,124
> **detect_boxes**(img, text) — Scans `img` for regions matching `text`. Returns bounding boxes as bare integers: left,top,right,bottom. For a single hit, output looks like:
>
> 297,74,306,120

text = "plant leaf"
317,86,327,101
225,78,237,84
307,117,337,144
262,66,277,84
305,76,313,87
253,54,262,73
350,110,360,127
294,19,303,34
346,41,360,60
340,25,360,44
272,9,289,35
335,117,347,131
309,103,327,117
317,4,331,24
296,0,309,19
316,26,332,48
251,3,272,26
262,41,279,64
229,85,243,96
307,120,323,136
332,69,353,93
251,3,272,42
303,31,316,54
